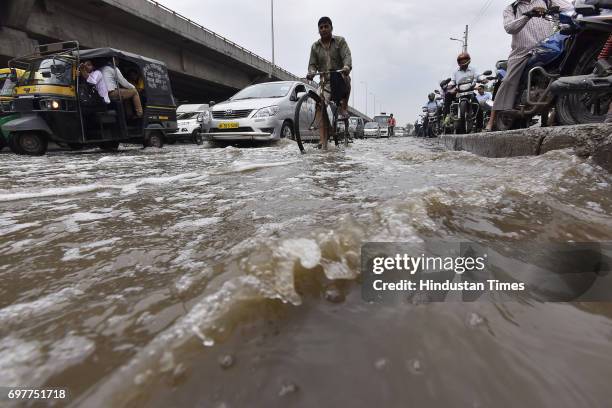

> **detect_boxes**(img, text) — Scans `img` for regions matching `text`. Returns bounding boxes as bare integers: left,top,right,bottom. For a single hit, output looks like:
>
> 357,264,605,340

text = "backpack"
512,0,551,17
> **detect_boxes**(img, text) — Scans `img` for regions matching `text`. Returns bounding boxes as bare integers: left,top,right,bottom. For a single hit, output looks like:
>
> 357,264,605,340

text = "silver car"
363,122,381,138
208,81,315,142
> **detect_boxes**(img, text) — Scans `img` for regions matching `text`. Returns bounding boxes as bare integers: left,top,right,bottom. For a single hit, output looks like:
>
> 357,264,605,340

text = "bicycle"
294,70,350,153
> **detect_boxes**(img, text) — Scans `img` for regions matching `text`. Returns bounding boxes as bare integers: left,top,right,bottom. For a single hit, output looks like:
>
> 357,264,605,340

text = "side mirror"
209,101,216,107
440,78,451,88
483,70,493,76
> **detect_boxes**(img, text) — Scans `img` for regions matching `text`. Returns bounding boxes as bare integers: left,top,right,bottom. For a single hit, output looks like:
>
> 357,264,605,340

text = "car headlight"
253,105,280,118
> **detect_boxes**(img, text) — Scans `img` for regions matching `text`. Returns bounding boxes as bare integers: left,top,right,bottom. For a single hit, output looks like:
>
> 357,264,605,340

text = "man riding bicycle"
307,16,352,148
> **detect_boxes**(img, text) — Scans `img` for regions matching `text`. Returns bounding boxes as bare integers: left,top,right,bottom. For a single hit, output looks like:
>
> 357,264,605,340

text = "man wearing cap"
485,0,573,131
475,85,493,132
307,16,352,147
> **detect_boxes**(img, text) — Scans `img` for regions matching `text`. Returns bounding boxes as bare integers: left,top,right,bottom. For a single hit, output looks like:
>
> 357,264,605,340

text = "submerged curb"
440,124,612,173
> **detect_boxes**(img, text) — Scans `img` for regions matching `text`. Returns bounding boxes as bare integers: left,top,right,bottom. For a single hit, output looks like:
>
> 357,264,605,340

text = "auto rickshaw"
1,41,178,155
0,67,25,151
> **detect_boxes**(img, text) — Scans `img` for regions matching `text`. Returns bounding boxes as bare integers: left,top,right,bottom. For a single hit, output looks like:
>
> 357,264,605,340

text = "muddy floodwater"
1,138,612,408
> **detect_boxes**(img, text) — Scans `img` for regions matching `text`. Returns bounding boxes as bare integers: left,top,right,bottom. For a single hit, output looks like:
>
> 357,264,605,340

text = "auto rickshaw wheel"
15,132,48,156
98,141,120,151
146,131,164,148
8,134,23,154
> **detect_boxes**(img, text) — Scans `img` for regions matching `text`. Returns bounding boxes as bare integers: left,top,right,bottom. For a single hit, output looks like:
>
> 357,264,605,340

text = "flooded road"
1,137,612,407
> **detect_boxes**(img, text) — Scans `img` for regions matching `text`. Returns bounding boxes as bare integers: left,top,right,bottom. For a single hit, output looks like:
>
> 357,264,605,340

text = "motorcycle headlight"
253,105,280,118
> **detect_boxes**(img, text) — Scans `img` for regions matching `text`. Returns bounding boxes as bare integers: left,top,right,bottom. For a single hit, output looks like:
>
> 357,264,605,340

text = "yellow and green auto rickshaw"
0,67,24,151
2,41,178,155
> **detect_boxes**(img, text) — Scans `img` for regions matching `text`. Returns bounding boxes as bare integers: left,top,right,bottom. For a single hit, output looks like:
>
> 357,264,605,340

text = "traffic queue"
0,40,401,156
414,0,612,138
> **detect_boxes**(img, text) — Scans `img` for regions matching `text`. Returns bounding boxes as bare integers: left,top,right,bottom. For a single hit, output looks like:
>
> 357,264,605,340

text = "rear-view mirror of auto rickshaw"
1,41,178,155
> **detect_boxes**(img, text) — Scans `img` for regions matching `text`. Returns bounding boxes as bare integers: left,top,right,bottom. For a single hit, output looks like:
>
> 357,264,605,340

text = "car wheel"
192,130,203,145
281,121,294,140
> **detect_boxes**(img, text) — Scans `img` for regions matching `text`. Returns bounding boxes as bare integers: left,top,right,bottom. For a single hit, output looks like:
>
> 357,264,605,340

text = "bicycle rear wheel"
294,91,324,153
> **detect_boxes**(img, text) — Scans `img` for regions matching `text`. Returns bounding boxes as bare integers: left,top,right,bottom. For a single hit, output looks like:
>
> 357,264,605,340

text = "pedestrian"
387,114,396,137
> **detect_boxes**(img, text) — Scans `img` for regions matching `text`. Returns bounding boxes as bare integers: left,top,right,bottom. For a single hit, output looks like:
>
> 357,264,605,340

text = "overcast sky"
157,0,513,125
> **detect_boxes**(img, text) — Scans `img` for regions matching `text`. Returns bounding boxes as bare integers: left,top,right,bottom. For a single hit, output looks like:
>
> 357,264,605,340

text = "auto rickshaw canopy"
78,48,175,107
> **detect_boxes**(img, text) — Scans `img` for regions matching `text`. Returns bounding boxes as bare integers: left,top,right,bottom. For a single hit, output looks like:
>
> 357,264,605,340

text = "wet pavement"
1,137,612,407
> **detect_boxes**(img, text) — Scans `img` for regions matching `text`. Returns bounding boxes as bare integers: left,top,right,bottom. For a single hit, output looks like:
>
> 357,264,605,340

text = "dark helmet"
457,52,471,69
428,93,435,101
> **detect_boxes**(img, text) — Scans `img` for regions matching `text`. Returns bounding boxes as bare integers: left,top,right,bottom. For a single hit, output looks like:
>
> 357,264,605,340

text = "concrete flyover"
440,124,612,173
0,0,370,119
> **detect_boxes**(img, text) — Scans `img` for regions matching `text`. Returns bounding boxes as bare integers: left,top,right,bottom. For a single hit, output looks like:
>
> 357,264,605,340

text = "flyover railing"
144,0,299,80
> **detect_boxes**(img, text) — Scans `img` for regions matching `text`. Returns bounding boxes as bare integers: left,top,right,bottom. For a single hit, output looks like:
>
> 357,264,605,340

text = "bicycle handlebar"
309,70,344,76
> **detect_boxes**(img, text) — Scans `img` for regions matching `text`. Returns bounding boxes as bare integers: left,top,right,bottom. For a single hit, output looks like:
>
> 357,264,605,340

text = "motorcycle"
549,0,612,123
495,5,610,130
447,70,493,134
423,106,441,137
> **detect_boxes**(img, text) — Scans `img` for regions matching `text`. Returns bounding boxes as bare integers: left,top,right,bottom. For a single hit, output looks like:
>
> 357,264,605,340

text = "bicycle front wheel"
341,118,349,147
294,91,323,153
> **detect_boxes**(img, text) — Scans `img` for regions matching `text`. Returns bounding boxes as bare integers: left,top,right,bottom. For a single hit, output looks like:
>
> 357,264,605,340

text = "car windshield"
19,58,73,87
177,112,199,120
373,116,390,126
349,118,359,124
231,82,292,100
365,123,378,129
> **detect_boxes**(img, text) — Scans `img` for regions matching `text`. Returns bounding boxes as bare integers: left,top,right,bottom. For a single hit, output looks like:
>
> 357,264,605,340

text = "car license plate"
219,122,239,129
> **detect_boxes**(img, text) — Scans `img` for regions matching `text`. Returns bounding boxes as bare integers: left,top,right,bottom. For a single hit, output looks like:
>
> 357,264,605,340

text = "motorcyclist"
475,85,493,131
485,0,573,131
444,53,479,119
423,92,442,135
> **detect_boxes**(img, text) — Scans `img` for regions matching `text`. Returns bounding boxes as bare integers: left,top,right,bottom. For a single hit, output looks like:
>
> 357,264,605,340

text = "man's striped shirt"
503,0,573,61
